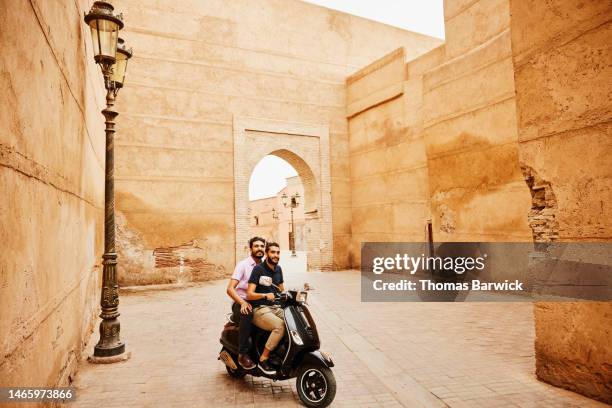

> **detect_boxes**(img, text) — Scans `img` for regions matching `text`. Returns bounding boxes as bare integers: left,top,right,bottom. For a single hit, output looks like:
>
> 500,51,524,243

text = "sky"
249,1,445,200
250,156,298,200
301,0,445,39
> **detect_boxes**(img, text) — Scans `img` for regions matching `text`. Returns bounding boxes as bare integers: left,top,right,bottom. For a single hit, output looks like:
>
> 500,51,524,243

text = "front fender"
294,350,334,373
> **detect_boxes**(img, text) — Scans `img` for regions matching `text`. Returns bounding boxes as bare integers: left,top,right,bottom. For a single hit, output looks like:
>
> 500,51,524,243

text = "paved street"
69,270,607,408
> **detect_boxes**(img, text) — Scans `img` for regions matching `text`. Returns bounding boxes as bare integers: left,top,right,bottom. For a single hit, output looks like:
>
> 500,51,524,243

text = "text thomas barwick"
372,279,524,291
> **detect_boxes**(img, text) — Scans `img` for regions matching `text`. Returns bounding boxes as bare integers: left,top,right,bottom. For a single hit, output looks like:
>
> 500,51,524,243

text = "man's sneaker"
258,358,276,375
238,354,256,370
268,355,282,367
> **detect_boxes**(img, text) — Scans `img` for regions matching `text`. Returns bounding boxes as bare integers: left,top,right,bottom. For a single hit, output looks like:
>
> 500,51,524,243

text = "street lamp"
282,192,300,257
84,1,132,361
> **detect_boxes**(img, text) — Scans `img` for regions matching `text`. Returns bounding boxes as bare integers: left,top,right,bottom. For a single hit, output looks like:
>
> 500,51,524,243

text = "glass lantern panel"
89,19,119,60
111,52,128,85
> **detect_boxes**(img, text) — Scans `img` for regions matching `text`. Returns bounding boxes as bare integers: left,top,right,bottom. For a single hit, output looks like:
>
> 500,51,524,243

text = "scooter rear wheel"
296,364,336,407
226,365,247,379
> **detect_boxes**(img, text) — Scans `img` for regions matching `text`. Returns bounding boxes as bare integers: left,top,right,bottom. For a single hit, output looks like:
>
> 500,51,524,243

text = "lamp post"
84,1,132,361
282,192,300,257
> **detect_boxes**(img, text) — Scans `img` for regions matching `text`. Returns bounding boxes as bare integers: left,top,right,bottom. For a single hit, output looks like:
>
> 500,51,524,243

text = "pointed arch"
233,117,332,271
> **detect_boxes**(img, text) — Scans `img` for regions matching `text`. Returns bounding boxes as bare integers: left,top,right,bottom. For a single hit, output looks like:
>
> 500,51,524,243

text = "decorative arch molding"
233,116,333,271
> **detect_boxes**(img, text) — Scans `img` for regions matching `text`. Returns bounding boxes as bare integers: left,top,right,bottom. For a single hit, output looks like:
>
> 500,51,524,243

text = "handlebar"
273,291,292,304
275,292,285,300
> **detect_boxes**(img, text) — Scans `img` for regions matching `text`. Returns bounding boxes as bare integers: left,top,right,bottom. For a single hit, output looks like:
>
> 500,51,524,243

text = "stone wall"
423,0,532,243
1,0,106,389
347,48,434,265
345,2,610,402
111,0,442,280
347,0,533,266
509,0,612,403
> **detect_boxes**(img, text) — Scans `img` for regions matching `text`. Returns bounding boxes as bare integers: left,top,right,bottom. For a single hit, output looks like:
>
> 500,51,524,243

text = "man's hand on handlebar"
239,301,252,314
264,293,275,301
277,292,290,302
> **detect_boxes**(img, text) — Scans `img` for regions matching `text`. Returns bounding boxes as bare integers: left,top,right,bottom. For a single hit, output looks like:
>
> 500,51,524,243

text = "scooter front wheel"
296,364,336,407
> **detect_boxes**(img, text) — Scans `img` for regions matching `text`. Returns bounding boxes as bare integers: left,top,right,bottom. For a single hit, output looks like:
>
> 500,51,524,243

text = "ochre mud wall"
509,0,612,403
533,302,611,403
1,0,106,389
422,0,532,243
346,0,610,401
347,48,435,265
347,0,533,266
111,0,442,280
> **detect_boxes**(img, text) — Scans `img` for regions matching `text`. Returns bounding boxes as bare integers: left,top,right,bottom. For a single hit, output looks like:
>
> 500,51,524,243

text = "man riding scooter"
225,236,265,369
246,242,285,374
219,241,337,407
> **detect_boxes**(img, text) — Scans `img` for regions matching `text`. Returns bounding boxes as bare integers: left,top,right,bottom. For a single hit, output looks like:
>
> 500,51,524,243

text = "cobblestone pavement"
69,270,607,408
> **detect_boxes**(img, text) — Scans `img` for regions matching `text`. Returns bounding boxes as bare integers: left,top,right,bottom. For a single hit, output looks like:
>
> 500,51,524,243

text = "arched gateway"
233,117,333,271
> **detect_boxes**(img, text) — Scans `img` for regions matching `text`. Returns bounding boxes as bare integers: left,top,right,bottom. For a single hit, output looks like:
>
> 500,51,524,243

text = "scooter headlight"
296,291,308,303
290,330,304,345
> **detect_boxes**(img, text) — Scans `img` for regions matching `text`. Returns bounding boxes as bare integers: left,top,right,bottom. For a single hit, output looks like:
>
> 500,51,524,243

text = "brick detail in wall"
521,165,559,243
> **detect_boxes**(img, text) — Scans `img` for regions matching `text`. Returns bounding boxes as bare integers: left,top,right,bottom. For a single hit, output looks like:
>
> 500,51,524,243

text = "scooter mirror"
295,291,308,303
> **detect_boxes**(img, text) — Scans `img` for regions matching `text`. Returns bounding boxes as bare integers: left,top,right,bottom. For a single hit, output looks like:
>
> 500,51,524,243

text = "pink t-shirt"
231,256,259,299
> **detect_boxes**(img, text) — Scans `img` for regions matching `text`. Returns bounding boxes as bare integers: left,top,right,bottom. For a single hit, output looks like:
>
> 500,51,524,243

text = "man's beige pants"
253,305,285,351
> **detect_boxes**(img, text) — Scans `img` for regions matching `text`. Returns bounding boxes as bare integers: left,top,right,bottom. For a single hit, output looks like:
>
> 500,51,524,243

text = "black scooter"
218,289,336,407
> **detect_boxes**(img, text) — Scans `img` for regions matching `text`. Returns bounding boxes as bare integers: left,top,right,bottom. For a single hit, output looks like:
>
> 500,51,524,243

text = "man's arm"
227,263,253,315
246,267,260,301
248,267,274,302
246,282,259,300
247,282,274,301
227,261,249,305
226,279,246,305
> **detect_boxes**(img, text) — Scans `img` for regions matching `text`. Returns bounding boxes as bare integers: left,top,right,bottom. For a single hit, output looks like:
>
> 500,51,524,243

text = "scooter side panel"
297,304,320,346
220,326,240,355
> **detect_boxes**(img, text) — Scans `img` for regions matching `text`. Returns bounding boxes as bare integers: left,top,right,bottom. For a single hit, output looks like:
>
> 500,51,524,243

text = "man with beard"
226,236,265,369
247,242,285,374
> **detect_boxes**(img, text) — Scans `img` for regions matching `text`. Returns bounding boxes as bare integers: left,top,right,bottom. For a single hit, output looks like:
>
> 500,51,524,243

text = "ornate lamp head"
84,1,124,67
